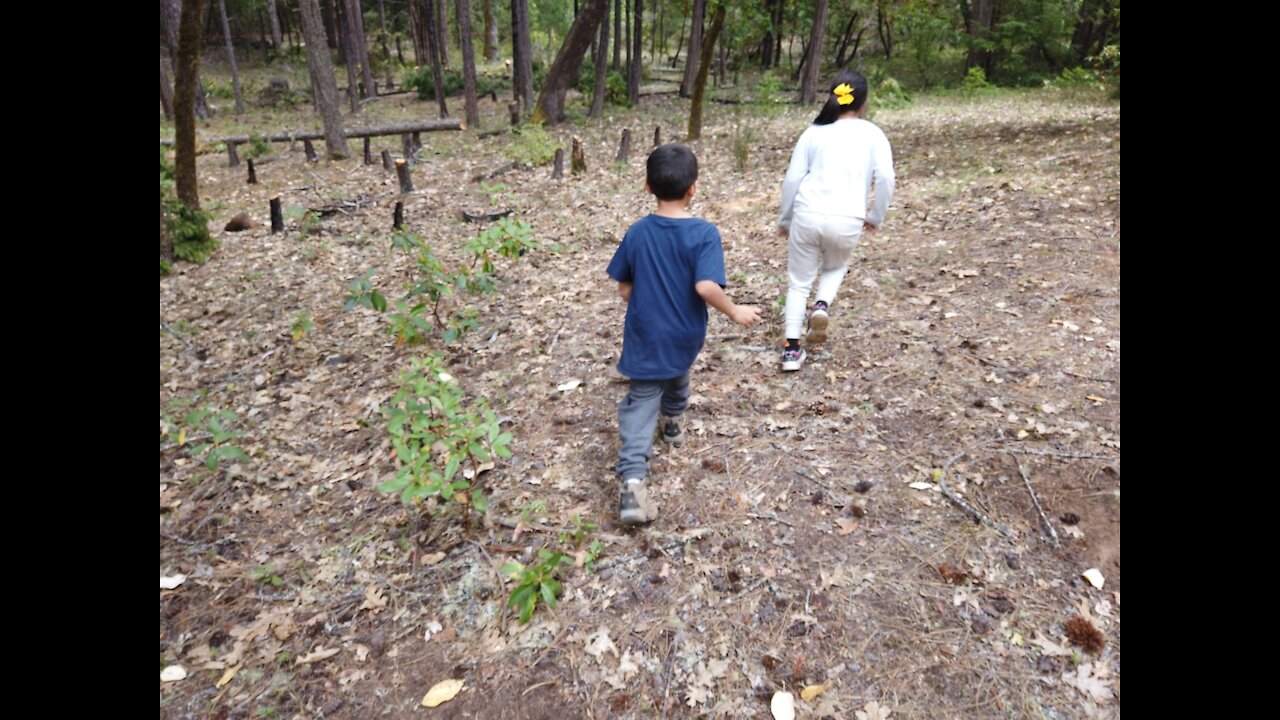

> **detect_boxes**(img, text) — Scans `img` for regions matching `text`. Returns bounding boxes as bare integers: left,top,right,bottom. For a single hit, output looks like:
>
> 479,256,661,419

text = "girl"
777,69,895,371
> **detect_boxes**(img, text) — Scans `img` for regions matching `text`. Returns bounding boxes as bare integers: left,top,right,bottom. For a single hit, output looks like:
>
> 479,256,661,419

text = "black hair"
646,143,699,200
813,69,869,126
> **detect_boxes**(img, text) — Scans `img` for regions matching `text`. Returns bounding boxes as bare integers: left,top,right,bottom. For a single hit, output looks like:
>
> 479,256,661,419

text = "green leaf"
540,581,558,609
519,592,536,623
378,473,412,493
444,456,461,482
509,583,534,610
500,561,524,578
371,291,387,312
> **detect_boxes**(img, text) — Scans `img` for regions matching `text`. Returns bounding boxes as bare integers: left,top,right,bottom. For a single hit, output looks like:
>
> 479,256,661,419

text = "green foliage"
962,67,993,94
344,270,387,312
246,134,272,159
377,355,510,512
160,148,217,265
510,126,557,166
252,566,284,586
404,66,498,100
160,395,249,471
501,550,571,623
576,61,631,107
874,76,913,110
291,311,313,340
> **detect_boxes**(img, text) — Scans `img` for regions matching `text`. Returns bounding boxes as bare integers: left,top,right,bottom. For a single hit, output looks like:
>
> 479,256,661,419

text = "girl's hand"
777,227,789,238
863,222,878,233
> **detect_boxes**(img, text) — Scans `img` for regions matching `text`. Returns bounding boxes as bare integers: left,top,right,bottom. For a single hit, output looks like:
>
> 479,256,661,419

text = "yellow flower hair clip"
833,83,855,105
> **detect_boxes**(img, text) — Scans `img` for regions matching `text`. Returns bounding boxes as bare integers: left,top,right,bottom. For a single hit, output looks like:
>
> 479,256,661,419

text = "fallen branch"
471,161,518,183
938,448,1012,538
1003,447,1114,460
159,119,465,146
1013,456,1060,548
462,209,514,223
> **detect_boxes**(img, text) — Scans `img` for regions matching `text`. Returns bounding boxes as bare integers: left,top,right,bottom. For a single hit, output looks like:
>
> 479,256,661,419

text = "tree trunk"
425,0,449,117
337,0,360,110
876,0,893,60
322,0,338,47
483,0,499,61
552,148,564,178
628,0,642,104
266,0,284,47
300,0,351,157
613,0,622,70
351,0,377,97
174,0,206,208
513,0,534,111
160,56,175,119
532,0,608,125
623,0,630,82
799,0,828,103
456,0,480,127
162,0,213,119
437,0,449,66
679,0,704,97
160,185,174,263
590,2,609,117
835,11,857,67
218,0,245,114
686,3,724,141
377,0,396,87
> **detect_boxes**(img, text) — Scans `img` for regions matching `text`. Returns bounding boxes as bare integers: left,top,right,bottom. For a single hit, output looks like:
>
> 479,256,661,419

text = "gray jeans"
616,372,691,480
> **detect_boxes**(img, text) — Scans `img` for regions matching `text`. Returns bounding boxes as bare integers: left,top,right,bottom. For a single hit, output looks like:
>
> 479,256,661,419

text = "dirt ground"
161,76,1120,719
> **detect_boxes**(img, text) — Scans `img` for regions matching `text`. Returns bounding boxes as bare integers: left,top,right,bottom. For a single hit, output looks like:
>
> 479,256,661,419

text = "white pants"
785,212,863,339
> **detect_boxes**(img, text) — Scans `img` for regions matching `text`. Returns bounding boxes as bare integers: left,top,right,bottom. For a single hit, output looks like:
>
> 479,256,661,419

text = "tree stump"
247,158,258,185
270,196,284,233
394,201,405,229
227,142,240,167
364,137,373,164
617,129,631,163
395,159,414,193
552,148,565,179
304,139,318,162
571,136,586,175
382,150,393,171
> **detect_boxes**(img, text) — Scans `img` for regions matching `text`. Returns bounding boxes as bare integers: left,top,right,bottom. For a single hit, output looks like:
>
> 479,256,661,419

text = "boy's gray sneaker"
619,478,658,524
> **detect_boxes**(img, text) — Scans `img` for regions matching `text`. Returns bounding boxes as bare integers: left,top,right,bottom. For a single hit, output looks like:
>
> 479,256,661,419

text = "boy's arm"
695,280,760,327
618,281,633,302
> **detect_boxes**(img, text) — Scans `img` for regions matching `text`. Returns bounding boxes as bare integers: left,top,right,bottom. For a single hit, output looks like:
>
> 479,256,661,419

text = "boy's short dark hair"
647,144,699,201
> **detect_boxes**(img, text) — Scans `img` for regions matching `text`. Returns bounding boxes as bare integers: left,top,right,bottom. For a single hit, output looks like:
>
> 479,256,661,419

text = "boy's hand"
777,227,790,238
729,305,761,328
863,222,878,233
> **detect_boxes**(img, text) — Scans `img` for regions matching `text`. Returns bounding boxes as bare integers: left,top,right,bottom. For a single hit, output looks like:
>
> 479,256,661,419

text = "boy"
606,144,760,524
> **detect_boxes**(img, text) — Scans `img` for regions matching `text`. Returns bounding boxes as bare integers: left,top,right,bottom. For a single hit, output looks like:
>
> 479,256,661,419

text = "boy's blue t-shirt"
606,215,727,381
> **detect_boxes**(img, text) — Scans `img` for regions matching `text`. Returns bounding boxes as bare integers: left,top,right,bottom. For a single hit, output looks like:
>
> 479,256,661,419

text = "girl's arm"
778,132,811,231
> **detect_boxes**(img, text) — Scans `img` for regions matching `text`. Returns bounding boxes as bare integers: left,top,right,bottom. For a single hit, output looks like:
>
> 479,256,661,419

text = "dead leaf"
215,663,242,688
835,518,860,535
295,647,340,665
557,379,583,392
770,691,795,720
856,700,893,720
585,626,618,660
820,566,850,589
160,574,187,590
1062,663,1114,703
800,683,828,701
1030,635,1073,657
422,551,446,565
360,585,388,614
908,481,934,490
160,665,187,683
422,678,465,707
